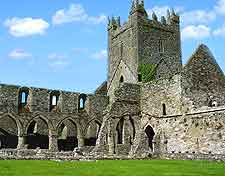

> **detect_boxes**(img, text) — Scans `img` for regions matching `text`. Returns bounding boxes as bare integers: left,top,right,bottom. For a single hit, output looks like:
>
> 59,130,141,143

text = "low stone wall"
1,149,225,162
160,153,225,162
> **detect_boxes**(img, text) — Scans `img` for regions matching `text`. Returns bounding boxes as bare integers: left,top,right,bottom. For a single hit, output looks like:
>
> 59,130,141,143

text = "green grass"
0,160,225,176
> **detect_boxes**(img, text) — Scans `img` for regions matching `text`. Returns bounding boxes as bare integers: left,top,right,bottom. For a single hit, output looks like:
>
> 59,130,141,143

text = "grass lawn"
0,160,225,176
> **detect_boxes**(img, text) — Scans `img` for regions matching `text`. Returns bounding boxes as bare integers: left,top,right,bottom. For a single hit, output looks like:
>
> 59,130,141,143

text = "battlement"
108,1,180,37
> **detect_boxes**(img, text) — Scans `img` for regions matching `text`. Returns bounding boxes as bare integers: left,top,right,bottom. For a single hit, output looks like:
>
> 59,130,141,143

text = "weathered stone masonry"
1,0,225,160
0,84,109,152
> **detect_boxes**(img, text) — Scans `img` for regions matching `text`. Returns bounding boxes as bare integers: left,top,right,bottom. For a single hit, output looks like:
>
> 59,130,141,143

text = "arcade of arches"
0,114,156,153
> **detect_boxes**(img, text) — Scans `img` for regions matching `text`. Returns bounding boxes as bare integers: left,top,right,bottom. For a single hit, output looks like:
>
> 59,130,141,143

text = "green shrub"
138,64,157,82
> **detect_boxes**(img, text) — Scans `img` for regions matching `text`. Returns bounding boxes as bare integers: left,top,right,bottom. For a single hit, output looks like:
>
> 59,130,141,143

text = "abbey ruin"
1,1,225,160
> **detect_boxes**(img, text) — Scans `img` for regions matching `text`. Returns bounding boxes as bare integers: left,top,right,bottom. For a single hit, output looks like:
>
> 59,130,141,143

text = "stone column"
108,119,115,155
49,135,58,152
123,116,131,145
17,135,26,149
78,136,85,148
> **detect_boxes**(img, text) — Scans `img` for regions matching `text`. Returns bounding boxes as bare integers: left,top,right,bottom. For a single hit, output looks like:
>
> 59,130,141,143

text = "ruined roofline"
0,83,103,97
184,44,225,76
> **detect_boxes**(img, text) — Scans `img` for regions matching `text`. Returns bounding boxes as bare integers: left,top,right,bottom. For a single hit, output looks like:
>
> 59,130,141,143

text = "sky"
0,0,225,93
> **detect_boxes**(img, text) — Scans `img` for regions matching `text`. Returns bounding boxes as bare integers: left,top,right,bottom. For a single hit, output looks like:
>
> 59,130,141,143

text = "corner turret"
108,16,121,31
129,0,148,17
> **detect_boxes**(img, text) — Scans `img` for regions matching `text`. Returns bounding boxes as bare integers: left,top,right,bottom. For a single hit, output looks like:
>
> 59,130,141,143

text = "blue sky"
0,0,225,93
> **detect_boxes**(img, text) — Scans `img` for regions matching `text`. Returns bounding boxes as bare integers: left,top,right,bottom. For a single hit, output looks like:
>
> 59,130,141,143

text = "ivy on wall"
138,64,157,83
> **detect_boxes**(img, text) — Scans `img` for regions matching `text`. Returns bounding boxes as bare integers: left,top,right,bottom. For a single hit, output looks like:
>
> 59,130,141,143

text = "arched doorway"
116,118,124,144
26,118,49,149
85,120,101,146
145,125,155,151
0,115,18,149
57,119,78,151
116,117,136,145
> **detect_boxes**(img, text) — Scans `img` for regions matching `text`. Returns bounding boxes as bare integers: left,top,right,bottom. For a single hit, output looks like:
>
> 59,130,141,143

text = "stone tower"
107,0,182,98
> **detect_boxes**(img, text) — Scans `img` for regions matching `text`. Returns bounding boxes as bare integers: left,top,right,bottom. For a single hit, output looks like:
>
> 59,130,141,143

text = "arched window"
162,103,166,115
18,88,29,113
21,92,27,103
52,95,57,106
79,94,87,110
80,98,84,109
120,75,124,83
50,91,60,112
158,39,165,53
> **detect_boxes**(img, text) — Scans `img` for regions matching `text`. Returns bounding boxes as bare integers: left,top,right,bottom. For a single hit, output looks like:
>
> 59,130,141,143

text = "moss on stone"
138,64,157,82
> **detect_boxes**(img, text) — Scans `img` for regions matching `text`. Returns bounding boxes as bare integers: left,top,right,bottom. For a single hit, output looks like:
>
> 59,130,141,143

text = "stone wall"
137,108,225,156
141,75,182,116
0,84,109,114
0,83,109,151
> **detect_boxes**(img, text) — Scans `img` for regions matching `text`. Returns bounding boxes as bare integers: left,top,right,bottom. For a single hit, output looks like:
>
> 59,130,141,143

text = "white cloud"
88,15,107,25
48,53,69,70
147,6,183,18
52,4,107,25
92,50,107,59
181,25,211,40
215,0,225,15
213,24,225,37
181,10,216,25
4,18,49,37
8,49,32,59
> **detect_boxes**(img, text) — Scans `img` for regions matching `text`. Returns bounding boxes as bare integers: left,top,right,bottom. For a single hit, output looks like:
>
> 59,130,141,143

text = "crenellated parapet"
108,1,180,37
147,9,180,31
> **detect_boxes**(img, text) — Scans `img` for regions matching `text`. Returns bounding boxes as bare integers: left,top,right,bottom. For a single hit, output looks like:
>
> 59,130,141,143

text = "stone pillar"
17,135,26,149
123,116,131,145
78,136,85,148
49,135,58,152
108,119,115,155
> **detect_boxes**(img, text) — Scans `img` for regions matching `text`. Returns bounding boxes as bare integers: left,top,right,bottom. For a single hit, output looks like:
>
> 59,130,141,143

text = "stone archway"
57,119,78,151
26,117,49,149
115,117,136,145
116,117,124,144
84,120,101,146
0,115,19,149
145,125,155,151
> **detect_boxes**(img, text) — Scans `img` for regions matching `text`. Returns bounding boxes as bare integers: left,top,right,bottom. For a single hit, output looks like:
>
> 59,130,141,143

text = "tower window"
162,103,166,115
120,75,124,83
159,40,165,53
138,74,142,82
